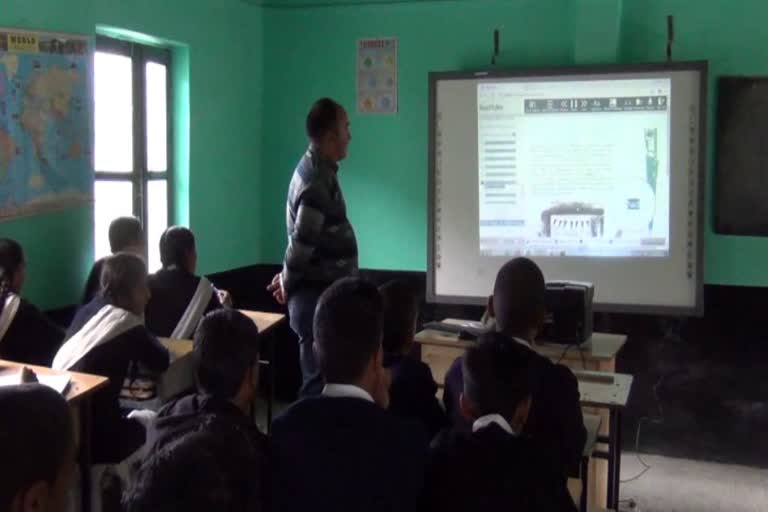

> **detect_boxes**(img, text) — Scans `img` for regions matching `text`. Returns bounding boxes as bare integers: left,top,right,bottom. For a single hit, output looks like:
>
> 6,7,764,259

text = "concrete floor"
620,453,768,512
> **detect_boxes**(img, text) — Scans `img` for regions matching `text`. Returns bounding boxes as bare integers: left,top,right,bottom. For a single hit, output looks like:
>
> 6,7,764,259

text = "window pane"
146,62,167,172
94,181,134,260
147,179,168,273
95,52,133,173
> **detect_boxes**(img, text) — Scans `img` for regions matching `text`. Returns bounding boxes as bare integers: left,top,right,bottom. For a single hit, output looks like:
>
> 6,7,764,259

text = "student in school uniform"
443,257,586,481
379,279,447,440
125,309,267,512
53,253,170,464
0,238,65,366
81,216,145,306
270,277,428,512
423,334,577,512
0,384,76,512
144,226,231,339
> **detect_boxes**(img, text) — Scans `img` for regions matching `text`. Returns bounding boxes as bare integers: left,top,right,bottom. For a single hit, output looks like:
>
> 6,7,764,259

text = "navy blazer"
67,299,170,463
270,395,428,512
0,299,64,366
145,267,222,337
443,335,586,479
423,423,578,512
384,352,447,440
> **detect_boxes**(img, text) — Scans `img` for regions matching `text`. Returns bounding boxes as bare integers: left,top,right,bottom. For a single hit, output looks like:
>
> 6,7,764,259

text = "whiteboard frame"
426,61,708,316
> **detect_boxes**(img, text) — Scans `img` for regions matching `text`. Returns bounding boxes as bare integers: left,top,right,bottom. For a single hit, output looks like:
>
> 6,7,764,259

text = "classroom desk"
0,359,109,512
568,412,606,512
414,323,629,509
575,370,633,510
578,414,603,512
159,310,285,428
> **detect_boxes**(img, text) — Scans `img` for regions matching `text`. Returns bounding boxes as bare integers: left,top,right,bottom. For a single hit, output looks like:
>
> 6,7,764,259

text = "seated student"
53,252,170,464
0,239,65,366
271,277,428,512
124,309,267,512
81,216,145,306
423,334,577,512
144,226,231,339
0,384,76,512
443,257,586,480
379,279,447,440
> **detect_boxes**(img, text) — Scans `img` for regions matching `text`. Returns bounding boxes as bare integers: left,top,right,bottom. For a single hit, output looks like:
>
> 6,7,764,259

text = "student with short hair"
0,384,76,512
81,216,145,306
379,279,447,439
423,334,577,512
54,253,169,464
443,257,586,480
125,309,267,512
0,239,65,366
144,226,230,338
271,277,427,512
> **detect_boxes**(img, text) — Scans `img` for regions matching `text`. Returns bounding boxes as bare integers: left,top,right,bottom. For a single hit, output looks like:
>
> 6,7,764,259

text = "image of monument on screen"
0,30,92,219
477,78,670,258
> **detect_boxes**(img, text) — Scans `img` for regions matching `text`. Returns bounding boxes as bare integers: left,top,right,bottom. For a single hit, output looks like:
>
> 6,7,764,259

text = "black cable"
557,343,573,364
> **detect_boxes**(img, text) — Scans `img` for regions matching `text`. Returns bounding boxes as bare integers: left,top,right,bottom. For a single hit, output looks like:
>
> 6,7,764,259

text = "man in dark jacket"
268,98,358,397
424,334,577,512
443,257,586,481
124,309,267,512
270,278,427,512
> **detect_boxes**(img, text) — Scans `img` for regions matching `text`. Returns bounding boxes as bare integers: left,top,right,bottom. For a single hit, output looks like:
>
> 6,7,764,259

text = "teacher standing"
268,98,358,397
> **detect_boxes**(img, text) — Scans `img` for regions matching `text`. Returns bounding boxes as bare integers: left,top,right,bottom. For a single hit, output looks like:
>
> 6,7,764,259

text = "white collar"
321,383,374,403
472,414,518,436
513,337,532,349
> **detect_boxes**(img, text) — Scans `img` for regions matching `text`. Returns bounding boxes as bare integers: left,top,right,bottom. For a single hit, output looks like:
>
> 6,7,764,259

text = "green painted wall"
262,0,768,286
261,0,575,271
620,0,768,285
0,0,263,308
5,0,767,309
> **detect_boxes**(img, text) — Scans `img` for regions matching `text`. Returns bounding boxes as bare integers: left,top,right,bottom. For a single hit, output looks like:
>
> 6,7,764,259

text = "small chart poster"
357,38,397,114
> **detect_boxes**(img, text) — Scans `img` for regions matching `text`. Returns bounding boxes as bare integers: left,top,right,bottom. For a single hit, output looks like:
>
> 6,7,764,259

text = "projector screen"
427,62,707,314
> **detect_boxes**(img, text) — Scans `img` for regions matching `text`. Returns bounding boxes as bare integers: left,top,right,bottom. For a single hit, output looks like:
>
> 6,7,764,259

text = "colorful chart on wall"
357,38,398,114
0,29,92,220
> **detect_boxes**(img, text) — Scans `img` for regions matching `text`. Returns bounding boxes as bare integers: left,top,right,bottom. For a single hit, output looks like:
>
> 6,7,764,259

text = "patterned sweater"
281,148,358,295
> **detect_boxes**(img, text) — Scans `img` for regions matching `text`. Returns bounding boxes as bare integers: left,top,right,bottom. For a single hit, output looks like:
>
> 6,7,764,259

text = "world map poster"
0,29,92,219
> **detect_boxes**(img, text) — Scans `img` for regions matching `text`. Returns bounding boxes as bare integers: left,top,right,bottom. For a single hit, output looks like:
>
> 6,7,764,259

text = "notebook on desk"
0,366,71,394
423,320,490,339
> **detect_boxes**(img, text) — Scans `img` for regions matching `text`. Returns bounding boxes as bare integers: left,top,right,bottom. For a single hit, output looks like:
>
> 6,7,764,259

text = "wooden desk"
159,309,286,360
0,359,108,512
576,370,633,409
0,359,108,403
416,323,627,383
414,322,629,510
238,310,286,334
574,371,632,511
157,310,286,429
568,413,602,511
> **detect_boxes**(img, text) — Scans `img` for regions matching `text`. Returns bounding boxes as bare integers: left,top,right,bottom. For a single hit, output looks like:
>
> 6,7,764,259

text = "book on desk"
0,365,72,394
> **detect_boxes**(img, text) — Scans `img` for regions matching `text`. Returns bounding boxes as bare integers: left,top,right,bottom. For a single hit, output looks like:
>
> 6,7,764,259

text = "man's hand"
267,273,286,305
217,289,233,308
